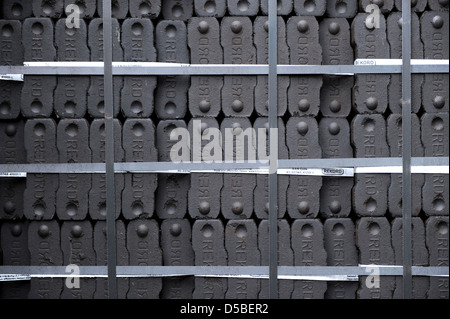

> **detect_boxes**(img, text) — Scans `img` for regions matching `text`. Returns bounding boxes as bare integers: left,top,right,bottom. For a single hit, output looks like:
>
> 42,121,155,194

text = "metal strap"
268,0,278,299
279,157,449,169
0,266,447,278
102,0,117,300
402,0,413,299
1,157,448,174
1,61,448,76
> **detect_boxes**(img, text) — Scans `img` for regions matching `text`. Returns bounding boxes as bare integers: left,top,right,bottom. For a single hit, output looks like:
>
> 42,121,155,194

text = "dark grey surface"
421,12,449,113
23,119,58,220
64,0,97,19
88,18,123,62
155,120,189,219
260,0,293,15
88,76,122,118
286,117,322,219
188,17,223,117
427,0,450,10
258,220,293,299
56,119,91,220
352,13,390,114
324,218,359,299
0,80,22,119
0,20,23,65
194,0,227,17
94,220,128,299
352,114,390,217
325,0,358,18
220,118,255,219
55,18,89,118
97,0,128,19
121,19,157,117
225,219,260,299
155,20,189,119
32,0,64,18
287,16,322,116
253,118,288,219
192,219,227,299
161,0,193,20
391,217,429,299
254,16,289,117
28,220,63,299
161,219,195,299
0,221,30,298
387,12,423,114
1,0,33,20
129,0,161,18
356,217,395,299
60,221,96,299
0,120,25,220
394,0,427,11
227,0,259,16
127,219,162,299
319,118,353,218
89,119,123,220
187,118,222,219
387,114,424,217
359,0,394,13
293,0,326,16
291,219,327,299
221,17,256,117
21,18,56,118
426,216,449,299
320,18,353,65
122,119,157,220
421,113,449,216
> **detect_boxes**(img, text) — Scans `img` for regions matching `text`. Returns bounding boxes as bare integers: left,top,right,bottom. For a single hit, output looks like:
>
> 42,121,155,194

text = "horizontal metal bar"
0,266,447,278
279,157,449,169
0,163,106,174
0,60,447,76
280,266,449,277
356,166,449,174
0,158,447,174
279,62,448,74
0,162,265,174
412,266,450,277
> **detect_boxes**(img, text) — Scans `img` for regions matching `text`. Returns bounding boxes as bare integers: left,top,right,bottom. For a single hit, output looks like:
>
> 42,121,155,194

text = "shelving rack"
0,0,448,299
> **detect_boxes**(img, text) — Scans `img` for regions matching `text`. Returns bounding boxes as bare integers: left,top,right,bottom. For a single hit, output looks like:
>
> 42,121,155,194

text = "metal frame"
102,0,117,299
0,265,448,278
268,0,278,299
0,157,448,174
0,0,449,299
0,60,448,76
401,1,413,299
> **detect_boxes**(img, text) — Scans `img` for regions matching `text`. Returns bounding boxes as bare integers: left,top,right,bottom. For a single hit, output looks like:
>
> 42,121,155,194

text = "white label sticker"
0,274,31,282
0,74,24,81
278,168,354,177
174,169,191,174
346,275,359,281
354,59,377,66
0,172,27,178
192,168,270,175
161,168,355,176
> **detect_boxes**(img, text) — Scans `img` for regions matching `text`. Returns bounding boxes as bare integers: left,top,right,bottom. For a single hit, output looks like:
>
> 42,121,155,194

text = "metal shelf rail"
0,0,449,299
0,60,448,75
0,158,448,175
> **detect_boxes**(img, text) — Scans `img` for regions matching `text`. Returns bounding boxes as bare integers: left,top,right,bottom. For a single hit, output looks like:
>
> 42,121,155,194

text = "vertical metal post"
268,0,278,299
103,0,117,299
401,0,412,299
